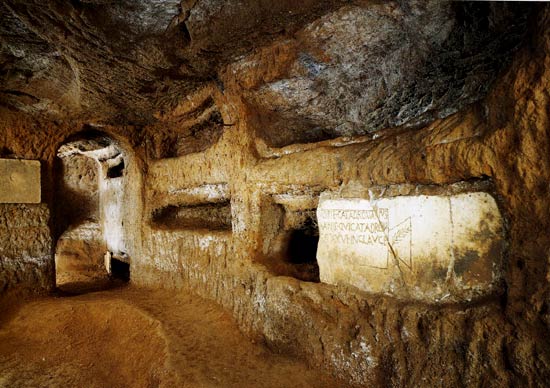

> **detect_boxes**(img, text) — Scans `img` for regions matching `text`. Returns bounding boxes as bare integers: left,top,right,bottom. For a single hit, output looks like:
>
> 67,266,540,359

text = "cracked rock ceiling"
0,1,532,140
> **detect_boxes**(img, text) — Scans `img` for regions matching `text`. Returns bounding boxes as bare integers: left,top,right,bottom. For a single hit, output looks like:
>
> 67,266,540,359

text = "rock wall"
0,3,549,387
53,153,105,278
56,154,99,233
0,204,53,297
132,6,550,386
55,222,105,276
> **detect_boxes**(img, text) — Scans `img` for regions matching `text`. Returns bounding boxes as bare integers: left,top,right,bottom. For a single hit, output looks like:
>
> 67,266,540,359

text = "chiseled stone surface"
0,159,41,204
0,203,53,295
317,192,504,300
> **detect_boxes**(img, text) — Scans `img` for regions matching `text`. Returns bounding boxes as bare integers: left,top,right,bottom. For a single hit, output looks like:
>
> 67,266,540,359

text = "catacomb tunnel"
1,1,550,387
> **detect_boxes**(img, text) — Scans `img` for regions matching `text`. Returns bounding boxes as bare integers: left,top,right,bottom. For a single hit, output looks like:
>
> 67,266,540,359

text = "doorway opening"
54,130,131,294
109,254,130,281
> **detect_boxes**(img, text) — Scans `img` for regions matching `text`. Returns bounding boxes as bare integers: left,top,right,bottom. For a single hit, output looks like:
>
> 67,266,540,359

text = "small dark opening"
284,215,319,282
111,257,130,281
151,200,232,231
287,229,319,264
107,159,125,178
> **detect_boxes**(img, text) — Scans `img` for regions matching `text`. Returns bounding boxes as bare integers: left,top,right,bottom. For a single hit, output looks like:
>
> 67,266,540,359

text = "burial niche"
152,200,232,231
259,195,320,283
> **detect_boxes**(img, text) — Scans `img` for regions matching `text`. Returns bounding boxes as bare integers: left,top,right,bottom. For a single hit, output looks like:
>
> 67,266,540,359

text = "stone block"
0,159,41,204
316,192,504,301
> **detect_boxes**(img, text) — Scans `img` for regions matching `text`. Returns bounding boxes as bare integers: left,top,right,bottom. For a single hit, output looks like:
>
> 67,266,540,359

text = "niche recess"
152,200,232,231
254,108,341,149
259,193,321,282
147,96,226,159
106,157,125,178
251,109,374,159
110,255,130,281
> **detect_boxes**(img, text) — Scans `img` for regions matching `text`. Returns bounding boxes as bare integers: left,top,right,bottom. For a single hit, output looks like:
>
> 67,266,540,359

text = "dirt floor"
0,279,345,388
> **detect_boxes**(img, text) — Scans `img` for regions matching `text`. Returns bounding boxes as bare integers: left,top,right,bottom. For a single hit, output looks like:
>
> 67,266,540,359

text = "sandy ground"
0,277,345,388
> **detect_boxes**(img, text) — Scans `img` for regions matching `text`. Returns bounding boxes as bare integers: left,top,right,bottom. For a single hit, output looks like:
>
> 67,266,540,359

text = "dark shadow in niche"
151,201,232,231
287,217,319,265
148,108,226,159
282,213,320,282
106,158,125,178
260,205,320,283
111,257,130,282
52,156,100,241
254,109,340,149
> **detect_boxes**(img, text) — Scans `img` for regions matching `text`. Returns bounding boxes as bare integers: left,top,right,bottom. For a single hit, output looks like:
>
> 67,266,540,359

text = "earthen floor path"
0,285,344,388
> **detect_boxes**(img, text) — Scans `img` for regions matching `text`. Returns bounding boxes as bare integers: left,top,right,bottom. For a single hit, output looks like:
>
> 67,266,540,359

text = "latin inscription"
317,201,411,269
318,207,388,247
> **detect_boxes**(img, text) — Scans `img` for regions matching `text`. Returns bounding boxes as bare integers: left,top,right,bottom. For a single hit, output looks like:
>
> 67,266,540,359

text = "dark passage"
111,257,130,282
287,228,319,264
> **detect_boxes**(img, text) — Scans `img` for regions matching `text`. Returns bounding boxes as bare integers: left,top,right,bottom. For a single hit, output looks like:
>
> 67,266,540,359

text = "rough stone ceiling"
0,1,531,135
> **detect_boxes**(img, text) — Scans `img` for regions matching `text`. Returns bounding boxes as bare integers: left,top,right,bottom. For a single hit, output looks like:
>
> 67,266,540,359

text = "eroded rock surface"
317,190,505,301
0,204,53,296
1,2,549,388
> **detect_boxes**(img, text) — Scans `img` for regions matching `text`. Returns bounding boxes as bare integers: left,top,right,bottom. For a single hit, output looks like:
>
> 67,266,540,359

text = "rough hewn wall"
132,7,550,387
0,3,548,387
0,113,58,299
57,154,99,229
0,204,52,297
0,112,141,297
53,153,104,276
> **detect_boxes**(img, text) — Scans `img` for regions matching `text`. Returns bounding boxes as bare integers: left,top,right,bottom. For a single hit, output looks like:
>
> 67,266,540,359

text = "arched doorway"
54,130,134,293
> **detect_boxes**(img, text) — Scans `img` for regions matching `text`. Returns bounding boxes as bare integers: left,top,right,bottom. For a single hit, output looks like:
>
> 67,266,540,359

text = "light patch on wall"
317,192,504,301
0,159,41,204
100,174,126,256
198,235,215,250
167,183,229,202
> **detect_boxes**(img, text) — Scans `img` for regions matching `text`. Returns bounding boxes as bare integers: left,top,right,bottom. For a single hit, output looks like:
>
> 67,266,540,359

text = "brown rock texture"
132,6,550,386
0,1,549,387
55,222,105,275
0,204,53,297
55,153,99,236
0,288,343,387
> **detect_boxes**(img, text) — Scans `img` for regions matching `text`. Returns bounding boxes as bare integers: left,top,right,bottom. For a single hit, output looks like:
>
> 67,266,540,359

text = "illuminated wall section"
317,191,505,301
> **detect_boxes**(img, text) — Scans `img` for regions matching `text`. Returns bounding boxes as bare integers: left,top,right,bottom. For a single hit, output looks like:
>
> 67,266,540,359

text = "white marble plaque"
316,192,504,299
0,159,41,204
